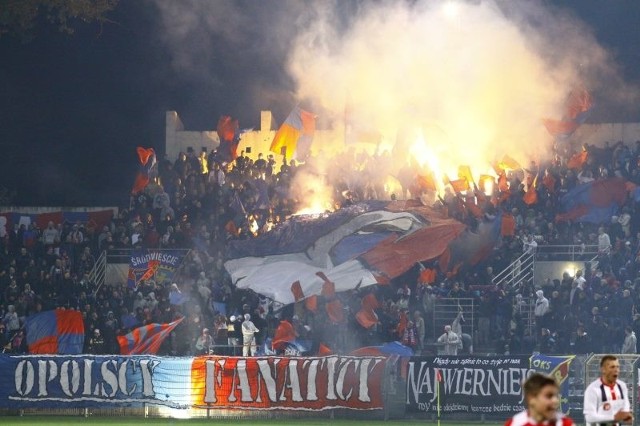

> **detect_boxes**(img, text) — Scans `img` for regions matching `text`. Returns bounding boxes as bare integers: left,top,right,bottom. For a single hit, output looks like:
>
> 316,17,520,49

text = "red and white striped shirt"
504,410,574,426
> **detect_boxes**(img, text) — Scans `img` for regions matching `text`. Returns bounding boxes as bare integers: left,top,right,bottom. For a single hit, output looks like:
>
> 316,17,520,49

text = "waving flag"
457,165,475,187
567,150,588,169
118,317,183,355
132,147,156,194
216,116,240,162
445,213,503,270
523,175,538,205
272,320,297,351
556,177,627,223
356,293,379,329
290,281,305,302
225,201,465,305
543,87,593,138
25,309,84,354
270,106,315,159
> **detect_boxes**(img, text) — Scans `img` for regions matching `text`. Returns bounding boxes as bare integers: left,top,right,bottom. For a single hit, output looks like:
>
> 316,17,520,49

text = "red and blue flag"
132,147,156,194
25,309,84,354
556,177,627,223
543,87,593,138
117,317,183,355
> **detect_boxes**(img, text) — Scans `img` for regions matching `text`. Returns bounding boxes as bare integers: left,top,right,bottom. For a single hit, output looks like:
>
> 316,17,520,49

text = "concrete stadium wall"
570,122,640,147
165,110,385,163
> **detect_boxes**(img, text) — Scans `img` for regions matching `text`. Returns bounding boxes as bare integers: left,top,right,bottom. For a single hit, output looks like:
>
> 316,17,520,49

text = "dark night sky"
1,0,639,207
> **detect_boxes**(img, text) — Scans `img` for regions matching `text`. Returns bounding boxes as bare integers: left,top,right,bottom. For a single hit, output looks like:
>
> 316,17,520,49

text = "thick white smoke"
152,0,634,210
287,0,623,179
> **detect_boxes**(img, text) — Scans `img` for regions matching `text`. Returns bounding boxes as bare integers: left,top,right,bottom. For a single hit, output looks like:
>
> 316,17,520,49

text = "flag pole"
437,369,441,426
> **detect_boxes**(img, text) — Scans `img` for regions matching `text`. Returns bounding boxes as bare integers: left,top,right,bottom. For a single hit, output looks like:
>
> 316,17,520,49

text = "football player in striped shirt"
505,373,574,426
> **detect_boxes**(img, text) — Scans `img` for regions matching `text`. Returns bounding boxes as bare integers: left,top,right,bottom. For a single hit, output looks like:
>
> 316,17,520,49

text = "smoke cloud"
288,0,626,176
151,0,636,208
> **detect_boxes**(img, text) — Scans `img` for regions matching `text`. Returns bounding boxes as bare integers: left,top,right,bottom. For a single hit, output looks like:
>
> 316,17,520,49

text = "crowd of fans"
3,139,640,357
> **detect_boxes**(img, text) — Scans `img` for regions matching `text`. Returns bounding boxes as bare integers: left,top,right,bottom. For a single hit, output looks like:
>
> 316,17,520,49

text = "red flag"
449,178,469,193
435,368,443,383
318,343,332,356
217,116,238,142
362,293,379,311
272,320,296,351
542,172,556,193
356,293,379,329
290,281,305,302
305,295,318,313
415,173,437,192
523,176,538,205
356,309,378,329
567,150,588,169
501,214,516,237
418,268,437,284
225,220,239,236
132,147,156,194
497,172,509,192
216,116,240,161
317,272,335,297
463,199,484,218
326,299,345,324
542,118,578,136
439,248,451,272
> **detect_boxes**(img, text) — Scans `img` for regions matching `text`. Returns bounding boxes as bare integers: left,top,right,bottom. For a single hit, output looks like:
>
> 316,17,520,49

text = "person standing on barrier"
583,355,633,425
436,325,460,355
241,313,259,356
505,373,574,426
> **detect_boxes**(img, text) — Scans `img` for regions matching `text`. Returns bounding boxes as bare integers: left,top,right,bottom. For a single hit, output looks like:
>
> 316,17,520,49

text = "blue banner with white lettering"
406,356,532,414
530,353,574,414
0,355,192,408
126,249,187,289
0,354,386,410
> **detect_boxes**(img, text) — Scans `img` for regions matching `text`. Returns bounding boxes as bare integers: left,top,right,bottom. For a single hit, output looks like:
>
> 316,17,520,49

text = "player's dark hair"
600,355,618,367
523,373,558,401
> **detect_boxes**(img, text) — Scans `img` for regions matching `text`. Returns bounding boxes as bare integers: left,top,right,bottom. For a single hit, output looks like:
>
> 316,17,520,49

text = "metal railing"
88,250,107,292
106,247,192,264
493,250,535,292
535,244,599,261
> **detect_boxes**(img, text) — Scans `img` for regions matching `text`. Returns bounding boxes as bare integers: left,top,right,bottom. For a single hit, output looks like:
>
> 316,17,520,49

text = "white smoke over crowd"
152,0,634,209
289,0,622,170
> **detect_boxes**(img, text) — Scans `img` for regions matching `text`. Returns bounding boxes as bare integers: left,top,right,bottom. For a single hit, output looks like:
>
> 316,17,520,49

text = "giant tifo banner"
127,249,187,289
0,355,385,410
406,356,532,415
